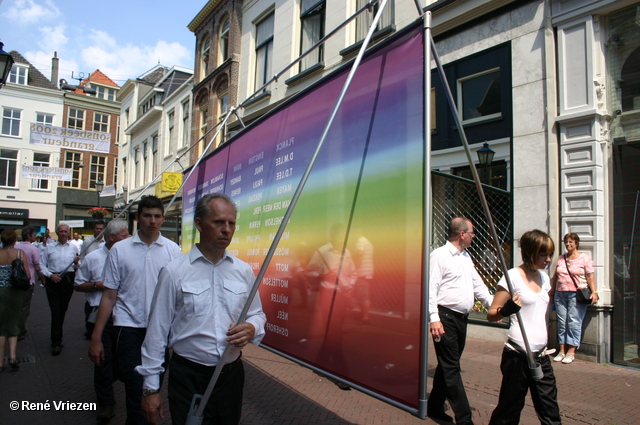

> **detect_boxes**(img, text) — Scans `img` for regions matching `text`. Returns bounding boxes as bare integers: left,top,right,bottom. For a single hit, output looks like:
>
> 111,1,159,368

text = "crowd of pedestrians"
2,204,602,425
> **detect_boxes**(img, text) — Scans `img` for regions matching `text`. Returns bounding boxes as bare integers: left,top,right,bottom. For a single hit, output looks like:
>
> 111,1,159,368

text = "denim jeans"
555,291,588,348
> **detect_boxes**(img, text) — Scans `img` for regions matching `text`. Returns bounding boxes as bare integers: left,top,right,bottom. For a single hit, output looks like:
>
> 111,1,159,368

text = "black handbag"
10,249,31,291
564,254,591,305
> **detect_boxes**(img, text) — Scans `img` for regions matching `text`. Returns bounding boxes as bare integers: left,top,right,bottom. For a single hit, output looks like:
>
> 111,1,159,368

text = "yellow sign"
155,172,183,198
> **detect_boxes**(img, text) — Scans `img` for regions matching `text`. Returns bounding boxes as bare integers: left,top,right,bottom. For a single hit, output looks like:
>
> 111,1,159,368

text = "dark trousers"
87,315,117,407
18,284,34,333
489,347,561,425
115,326,153,425
428,306,473,425
45,273,75,346
168,353,245,425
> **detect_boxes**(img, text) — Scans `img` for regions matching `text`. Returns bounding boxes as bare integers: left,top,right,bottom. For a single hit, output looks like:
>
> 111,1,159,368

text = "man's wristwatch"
142,388,160,397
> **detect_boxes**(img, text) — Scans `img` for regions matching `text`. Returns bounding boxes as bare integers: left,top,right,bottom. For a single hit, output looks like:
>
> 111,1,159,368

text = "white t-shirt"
103,232,182,328
498,268,551,352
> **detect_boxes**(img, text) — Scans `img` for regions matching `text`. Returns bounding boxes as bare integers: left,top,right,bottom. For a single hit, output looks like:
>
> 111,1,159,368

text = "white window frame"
181,100,190,149
255,12,274,91
0,149,19,188
68,108,85,130
8,64,28,85
63,151,83,188
300,0,325,72
219,16,230,64
457,67,502,125
93,112,109,133
32,152,51,190
36,112,54,125
2,108,22,137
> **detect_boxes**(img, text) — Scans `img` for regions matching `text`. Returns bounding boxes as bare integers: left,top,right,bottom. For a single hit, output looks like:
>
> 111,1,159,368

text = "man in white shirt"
137,193,266,425
82,220,105,259
75,219,129,423
40,223,80,356
70,232,84,251
427,217,493,425
16,227,41,339
89,196,181,425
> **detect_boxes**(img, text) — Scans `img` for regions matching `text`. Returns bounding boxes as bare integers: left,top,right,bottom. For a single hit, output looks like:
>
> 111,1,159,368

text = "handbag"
564,254,591,305
10,249,31,291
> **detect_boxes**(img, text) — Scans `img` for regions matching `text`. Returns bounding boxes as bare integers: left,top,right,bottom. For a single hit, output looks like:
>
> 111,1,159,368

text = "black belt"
172,352,241,374
507,339,546,359
438,305,469,319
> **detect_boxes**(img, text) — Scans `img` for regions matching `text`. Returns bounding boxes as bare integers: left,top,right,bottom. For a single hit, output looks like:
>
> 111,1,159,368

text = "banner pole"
429,36,542,380
419,6,432,420
185,2,391,423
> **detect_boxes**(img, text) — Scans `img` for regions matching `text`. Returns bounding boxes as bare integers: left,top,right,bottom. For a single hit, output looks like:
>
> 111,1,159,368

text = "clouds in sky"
1,0,195,85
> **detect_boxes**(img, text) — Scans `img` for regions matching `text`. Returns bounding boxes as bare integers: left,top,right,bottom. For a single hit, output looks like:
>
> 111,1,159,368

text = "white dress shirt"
136,245,266,390
74,245,109,307
103,232,182,328
40,240,80,277
429,241,493,322
499,268,551,352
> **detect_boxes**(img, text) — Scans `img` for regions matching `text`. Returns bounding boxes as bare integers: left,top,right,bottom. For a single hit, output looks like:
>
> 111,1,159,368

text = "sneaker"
553,353,565,362
562,354,575,364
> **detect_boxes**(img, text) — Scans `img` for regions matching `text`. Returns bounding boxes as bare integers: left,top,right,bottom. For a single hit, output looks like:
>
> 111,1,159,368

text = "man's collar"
445,240,464,255
190,244,233,265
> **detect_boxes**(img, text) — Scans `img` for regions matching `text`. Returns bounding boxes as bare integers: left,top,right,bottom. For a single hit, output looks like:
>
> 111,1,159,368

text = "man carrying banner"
137,193,266,425
428,217,493,424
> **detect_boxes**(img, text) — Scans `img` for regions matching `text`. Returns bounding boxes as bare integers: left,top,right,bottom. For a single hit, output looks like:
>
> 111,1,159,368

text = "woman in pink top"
550,233,598,364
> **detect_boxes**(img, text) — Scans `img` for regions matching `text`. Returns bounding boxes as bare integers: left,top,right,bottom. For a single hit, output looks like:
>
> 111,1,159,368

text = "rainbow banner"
182,24,424,409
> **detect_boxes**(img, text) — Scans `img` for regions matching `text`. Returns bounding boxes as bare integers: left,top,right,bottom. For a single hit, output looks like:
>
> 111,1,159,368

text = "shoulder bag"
10,249,31,291
564,254,591,304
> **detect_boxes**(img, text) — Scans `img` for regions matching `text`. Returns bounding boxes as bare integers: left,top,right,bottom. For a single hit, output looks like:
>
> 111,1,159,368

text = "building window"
134,147,140,188
32,152,51,190
36,112,54,125
2,108,21,136
217,87,228,147
300,0,325,72
8,64,28,85
621,46,640,111
152,134,158,176
255,12,274,91
201,35,211,80
93,113,109,133
458,68,501,124
219,16,230,64
0,149,18,188
89,85,116,101
355,0,393,41
142,141,149,184
198,106,208,158
68,108,85,130
181,100,190,149
166,110,176,156
90,155,107,189
63,151,83,188
121,157,126,192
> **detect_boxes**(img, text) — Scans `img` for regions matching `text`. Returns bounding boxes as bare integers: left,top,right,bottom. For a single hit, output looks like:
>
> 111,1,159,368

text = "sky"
0,0,204,87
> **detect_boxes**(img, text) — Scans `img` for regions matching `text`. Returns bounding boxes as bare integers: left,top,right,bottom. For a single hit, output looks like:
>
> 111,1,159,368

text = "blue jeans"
555,291,588,348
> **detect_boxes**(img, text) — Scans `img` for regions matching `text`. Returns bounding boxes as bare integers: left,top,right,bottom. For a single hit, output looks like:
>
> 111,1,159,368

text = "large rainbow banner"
182,24,424,409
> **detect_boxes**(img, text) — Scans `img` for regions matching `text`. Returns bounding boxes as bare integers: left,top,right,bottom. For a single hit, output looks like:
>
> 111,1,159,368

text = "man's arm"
428,250,445,339
89,288,117,364
138,267,178,425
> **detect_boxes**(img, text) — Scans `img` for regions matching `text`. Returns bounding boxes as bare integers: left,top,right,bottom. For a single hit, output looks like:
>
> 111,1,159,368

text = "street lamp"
476,142,495,184
0,42,16,88
96,180,104,208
